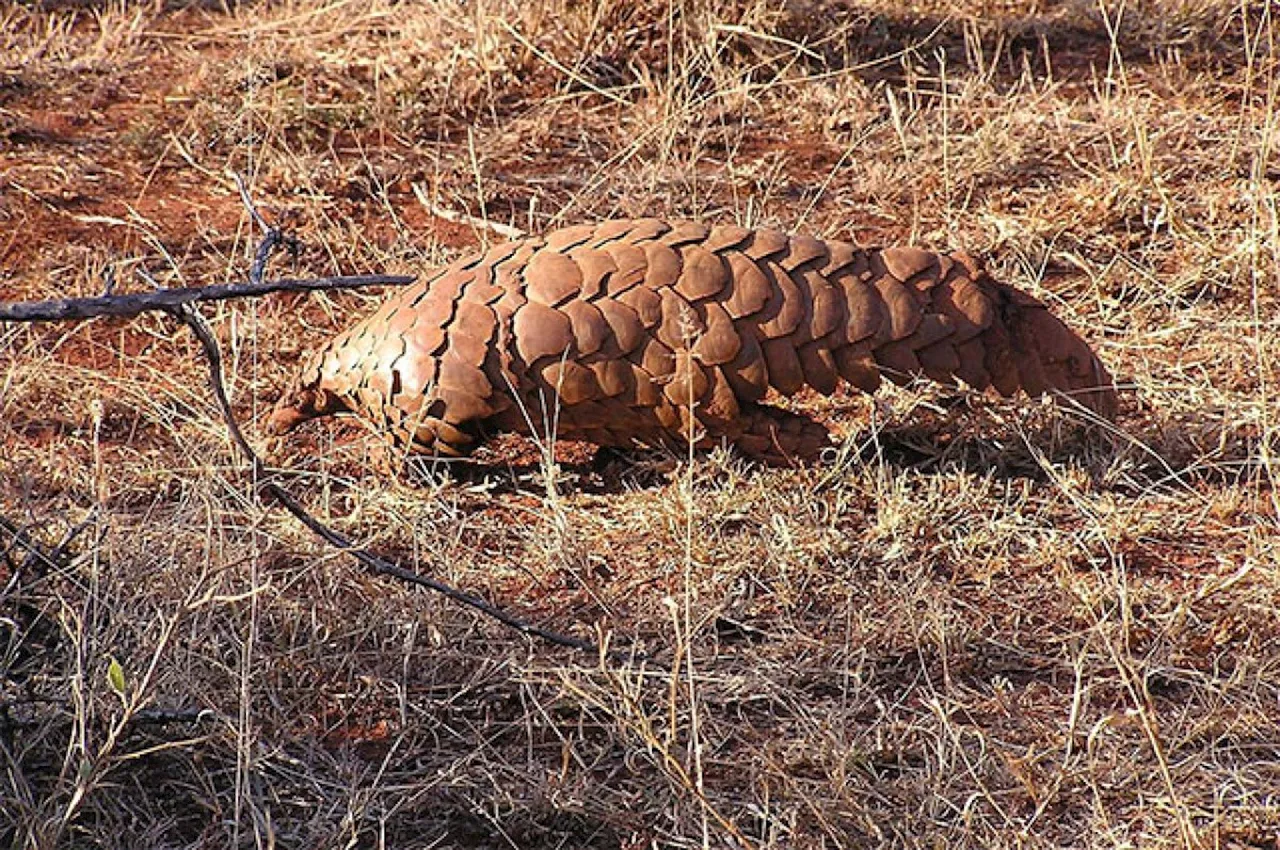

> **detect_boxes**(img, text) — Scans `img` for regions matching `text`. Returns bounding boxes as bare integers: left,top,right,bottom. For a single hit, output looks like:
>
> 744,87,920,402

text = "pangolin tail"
971,275,1118,420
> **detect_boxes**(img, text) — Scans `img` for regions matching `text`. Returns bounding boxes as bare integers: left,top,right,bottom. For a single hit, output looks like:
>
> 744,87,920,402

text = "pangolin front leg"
269,219,1117,464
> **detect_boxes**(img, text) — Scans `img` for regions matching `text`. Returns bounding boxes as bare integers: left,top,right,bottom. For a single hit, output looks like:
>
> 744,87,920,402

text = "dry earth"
2,1,1278,848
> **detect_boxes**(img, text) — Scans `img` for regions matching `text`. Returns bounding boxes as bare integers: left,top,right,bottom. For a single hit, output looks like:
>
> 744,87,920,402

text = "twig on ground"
0,182,630,660
0,273,415,323
171,298,604,655
0,701,219,732
233,172,273,237
233,172,301,284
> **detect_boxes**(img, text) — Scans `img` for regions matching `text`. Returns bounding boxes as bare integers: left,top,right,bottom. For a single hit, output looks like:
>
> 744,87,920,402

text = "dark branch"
232,174,301,286
0,274,415,323
170,300,605,656
0,701,220,731
1,178,634,660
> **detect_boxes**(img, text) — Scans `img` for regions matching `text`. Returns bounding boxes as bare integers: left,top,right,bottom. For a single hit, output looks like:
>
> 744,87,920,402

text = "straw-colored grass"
2,1,1277,847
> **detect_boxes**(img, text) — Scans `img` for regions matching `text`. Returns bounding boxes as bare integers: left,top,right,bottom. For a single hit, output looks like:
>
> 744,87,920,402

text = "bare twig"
0,701,219,731
1,178,628,659
232,172,273,237
232,173,301,285
169,300,603,654
0,273,415,324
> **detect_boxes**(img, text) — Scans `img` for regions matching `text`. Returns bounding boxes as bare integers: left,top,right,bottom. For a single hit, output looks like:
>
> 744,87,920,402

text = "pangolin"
269,219,1116,463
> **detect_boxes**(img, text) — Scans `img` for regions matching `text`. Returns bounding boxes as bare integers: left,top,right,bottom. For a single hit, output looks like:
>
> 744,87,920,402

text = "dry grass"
2,0,1279,847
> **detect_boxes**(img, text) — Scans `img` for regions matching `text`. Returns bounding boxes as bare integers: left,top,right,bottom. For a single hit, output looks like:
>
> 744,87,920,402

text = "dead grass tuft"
3,1,1279,847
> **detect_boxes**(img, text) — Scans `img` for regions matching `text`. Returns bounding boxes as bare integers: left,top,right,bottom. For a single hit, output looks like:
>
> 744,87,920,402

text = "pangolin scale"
270,219,1116,463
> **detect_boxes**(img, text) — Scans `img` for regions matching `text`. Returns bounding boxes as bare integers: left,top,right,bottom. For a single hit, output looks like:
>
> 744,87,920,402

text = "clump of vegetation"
2,1,1277,847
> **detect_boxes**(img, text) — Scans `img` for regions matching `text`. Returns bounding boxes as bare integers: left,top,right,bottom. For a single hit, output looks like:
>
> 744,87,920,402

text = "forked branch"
0,199,615,658
171,300,601,654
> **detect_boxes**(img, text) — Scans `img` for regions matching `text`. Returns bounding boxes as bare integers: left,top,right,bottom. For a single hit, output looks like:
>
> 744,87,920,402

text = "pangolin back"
270,219,1116,462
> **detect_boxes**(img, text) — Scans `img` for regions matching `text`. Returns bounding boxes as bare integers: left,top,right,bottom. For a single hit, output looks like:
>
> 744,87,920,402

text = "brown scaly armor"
270,219,1116,463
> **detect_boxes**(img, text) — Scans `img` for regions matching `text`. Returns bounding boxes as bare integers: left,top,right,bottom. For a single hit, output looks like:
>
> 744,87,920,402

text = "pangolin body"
270,219,1116,463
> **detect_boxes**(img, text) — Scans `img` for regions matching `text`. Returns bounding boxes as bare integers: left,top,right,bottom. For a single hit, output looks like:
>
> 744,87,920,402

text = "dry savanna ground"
2,0,1279,847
